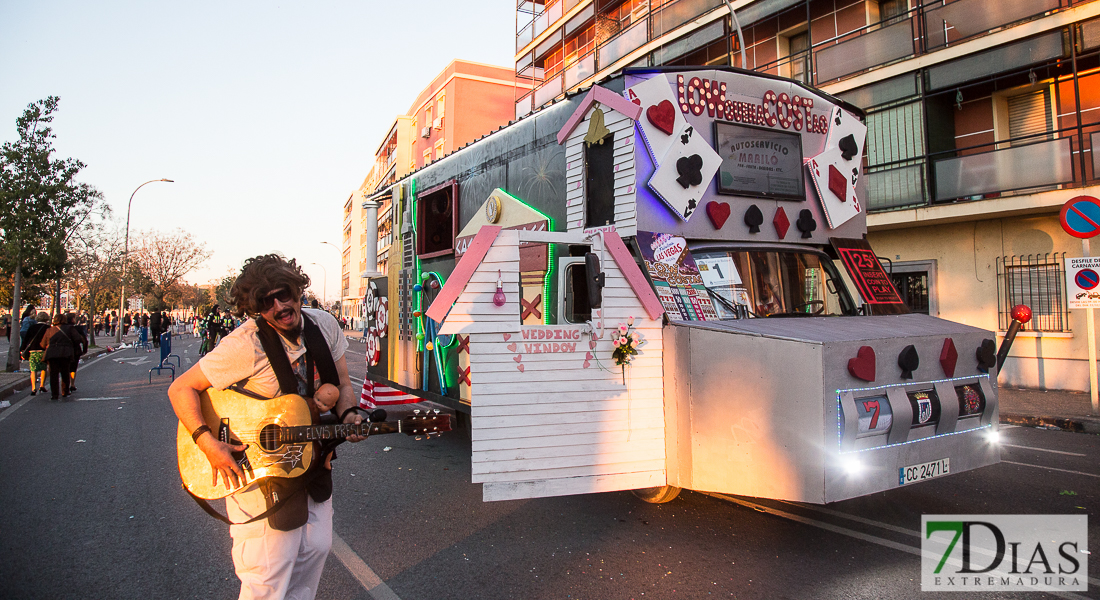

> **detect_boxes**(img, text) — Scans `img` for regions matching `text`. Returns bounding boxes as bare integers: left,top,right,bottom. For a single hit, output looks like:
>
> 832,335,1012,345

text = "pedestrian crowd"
14,307,88,402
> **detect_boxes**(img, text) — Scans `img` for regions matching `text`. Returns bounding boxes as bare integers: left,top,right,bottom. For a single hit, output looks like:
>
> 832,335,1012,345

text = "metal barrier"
149,332,180,382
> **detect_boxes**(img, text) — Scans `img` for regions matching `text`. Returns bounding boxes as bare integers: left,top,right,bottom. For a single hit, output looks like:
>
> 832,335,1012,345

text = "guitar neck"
279,421,400,444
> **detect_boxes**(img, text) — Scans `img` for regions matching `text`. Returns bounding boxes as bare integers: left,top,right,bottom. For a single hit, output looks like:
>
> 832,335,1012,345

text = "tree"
129,228,212,310
165,282,209,311
213,270,237,310
0,97,101,371
67,220,124,347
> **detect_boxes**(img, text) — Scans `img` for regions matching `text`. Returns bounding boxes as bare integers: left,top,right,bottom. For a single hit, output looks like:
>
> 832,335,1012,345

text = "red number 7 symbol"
862,400,880,429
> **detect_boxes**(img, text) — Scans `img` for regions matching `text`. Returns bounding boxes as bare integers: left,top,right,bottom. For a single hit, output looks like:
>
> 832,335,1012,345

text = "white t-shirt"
198,308,347,525
200,308,348,399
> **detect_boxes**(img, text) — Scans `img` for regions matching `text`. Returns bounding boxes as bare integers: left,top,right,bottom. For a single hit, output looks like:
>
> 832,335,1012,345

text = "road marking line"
73,396,129,402
330,533,402,600
0,393,35,424
775,499,917,537
1001,443,1087,457
1002,460,1100,479
708,493,1095,597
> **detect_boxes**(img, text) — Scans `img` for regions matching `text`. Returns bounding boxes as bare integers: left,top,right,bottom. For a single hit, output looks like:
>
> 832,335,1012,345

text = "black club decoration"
898,345,919,379
976,339,996,373
796,209,816,239
676,154,703,189
744,205,763,233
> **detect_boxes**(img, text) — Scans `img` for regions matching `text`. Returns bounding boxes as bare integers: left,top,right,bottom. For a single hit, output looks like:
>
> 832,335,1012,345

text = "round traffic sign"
1076,268,1100,290
1060,195,1100,239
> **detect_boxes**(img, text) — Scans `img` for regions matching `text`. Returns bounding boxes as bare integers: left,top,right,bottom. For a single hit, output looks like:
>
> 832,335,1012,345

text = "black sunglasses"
260,288,296,311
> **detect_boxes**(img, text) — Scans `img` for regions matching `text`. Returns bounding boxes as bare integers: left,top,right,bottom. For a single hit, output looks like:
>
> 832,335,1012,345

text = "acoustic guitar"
177,387,451,500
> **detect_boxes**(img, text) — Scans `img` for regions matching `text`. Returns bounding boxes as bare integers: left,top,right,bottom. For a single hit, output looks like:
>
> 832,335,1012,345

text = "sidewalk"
998,387,1100,434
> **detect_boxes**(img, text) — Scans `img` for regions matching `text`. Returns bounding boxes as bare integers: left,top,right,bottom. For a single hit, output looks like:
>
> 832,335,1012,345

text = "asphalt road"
0,335,1096,599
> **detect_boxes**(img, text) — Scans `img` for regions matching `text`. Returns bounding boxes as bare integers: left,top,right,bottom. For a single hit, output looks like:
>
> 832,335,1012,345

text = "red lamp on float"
996,304,1032,371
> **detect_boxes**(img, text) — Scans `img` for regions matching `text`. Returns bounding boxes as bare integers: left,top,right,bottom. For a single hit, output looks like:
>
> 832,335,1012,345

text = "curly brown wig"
228,254,310,317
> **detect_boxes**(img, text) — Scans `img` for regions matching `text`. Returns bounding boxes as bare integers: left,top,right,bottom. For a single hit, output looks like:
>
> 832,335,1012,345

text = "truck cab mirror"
585,252,605,309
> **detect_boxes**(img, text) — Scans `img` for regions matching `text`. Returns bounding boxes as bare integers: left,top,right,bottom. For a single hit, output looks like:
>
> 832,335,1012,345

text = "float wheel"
631,485,681,504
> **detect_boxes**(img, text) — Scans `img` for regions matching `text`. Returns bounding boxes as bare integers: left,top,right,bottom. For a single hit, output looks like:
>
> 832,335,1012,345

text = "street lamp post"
117,178,173,343
310,262,327,308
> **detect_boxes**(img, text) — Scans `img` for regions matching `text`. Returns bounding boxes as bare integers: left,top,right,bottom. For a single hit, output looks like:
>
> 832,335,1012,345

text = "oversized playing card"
648,123,721,221
807,146,862,229
624,75,687,162
824,105,867,163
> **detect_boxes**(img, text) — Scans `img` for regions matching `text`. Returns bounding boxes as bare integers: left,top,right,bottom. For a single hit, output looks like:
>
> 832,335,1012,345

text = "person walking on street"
18,312,50,399
19,306,36,339
40,314,79,400
67,313,89,392
151,310,162,348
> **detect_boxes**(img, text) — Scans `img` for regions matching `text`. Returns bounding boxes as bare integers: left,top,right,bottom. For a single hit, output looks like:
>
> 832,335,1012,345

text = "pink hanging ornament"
493,270,506,307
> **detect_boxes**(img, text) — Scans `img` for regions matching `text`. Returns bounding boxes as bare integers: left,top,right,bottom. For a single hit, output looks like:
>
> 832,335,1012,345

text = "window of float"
494,188,557,325
415,180,458,259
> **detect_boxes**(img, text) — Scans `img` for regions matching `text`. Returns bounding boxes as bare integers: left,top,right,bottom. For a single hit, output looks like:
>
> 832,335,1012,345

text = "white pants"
228,493,333,600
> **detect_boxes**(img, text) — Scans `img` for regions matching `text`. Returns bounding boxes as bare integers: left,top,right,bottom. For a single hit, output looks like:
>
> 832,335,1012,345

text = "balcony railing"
933,138,1074,202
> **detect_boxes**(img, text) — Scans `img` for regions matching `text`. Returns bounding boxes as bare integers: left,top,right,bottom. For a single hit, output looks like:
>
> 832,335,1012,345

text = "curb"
1000,413,1100,434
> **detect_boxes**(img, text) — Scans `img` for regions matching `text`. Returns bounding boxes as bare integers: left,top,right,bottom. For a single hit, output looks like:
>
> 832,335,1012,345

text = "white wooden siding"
458,232,665,502
564,107,638,238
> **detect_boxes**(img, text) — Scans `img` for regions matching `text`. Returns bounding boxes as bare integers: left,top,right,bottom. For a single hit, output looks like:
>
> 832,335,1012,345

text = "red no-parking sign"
1060,196,1100,239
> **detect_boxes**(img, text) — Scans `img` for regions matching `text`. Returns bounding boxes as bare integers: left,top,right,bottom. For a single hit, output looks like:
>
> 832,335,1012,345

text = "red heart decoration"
517,364,525,373
507,342,517,353
586,351,594,360
706,201,731,229
847,346,876,382
583,360,591,369
513,354,522,363
646,100,676,136
502,333,511,341
589,340,597,350
940,338,958,378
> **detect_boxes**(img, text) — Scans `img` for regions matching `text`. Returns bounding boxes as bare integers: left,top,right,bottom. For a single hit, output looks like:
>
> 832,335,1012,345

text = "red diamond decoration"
940,338,958,378
773,207,790,239
828,164,847,201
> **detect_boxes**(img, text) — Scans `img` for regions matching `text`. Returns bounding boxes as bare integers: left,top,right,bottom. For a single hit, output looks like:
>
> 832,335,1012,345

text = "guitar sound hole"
259,425,281,452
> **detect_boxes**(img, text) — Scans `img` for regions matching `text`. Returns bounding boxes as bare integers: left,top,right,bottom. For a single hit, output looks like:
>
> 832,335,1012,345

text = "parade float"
358,66,1005,504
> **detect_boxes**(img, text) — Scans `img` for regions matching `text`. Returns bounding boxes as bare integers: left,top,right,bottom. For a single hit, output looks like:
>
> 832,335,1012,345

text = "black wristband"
191,424,211,443
339,407,361,422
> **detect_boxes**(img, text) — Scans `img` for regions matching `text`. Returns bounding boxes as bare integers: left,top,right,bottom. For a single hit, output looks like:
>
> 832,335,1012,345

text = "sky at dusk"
0,0,516,303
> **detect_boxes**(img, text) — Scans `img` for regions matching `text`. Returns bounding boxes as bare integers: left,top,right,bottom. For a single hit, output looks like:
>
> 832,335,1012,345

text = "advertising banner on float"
636,231,718,321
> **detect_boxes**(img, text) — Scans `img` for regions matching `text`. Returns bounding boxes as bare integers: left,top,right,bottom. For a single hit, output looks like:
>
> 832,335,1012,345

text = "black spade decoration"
676,154,703,189
796,209,817,239
744,205,763,233
976,339,996,373
898,345,919,379
838,134,858,161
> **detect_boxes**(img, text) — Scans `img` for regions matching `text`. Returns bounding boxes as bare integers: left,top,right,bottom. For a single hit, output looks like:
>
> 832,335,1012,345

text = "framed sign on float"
713,121,805,201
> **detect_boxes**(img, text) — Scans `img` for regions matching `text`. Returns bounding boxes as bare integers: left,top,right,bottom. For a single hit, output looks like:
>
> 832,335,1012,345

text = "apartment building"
341,60,528,328
516,0,1100,391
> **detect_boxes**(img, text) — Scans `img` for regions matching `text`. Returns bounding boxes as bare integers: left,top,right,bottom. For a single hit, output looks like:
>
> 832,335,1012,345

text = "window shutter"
1007,89,1052,145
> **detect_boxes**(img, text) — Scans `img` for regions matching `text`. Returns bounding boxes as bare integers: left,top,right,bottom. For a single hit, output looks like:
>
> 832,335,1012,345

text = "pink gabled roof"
556,85,643,145
425,225,502,324
602,230,665,322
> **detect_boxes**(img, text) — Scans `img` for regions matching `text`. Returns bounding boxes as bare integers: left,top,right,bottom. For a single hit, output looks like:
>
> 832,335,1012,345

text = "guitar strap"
187,311,343,530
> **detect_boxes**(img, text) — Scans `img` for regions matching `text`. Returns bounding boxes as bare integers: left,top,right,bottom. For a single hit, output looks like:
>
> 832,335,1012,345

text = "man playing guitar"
168,254,365,600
